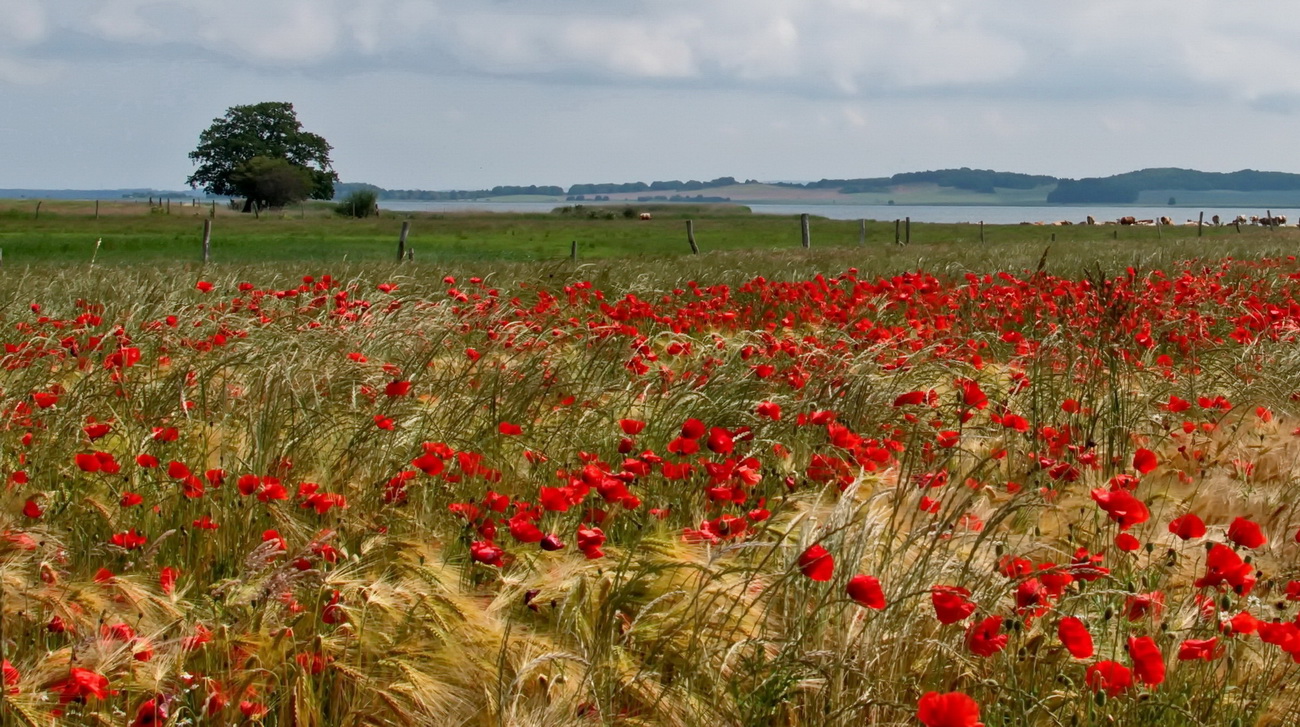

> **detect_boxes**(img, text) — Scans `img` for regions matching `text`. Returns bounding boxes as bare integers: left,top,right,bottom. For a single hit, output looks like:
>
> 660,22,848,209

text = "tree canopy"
187,102,337,210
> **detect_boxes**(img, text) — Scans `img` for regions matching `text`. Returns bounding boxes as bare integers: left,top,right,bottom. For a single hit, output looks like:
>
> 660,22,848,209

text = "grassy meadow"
2,201,1300,725
0,198,1286,267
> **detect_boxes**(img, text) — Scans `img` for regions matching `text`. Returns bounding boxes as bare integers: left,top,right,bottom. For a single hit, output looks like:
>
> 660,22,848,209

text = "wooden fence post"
95,200,99,219
1269,209,1276,230
570,240,578,262
800,214,810,249
686,220,699,254
1051,232,1056,243
397,221,410,262
1198,211,1204,237
210,200,216,219
1235,218,1241,233
905,217,911,245
33,201,41,220
202,219,212,263
894,219,901,246
858,219,867,246
980,221,985,244
166,198,170,214
1156,218,1162,239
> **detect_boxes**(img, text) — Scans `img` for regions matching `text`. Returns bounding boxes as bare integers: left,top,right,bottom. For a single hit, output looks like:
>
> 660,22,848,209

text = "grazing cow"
1212,214,1221,226
1086,215,1096,225
639,212,652,221
1235,215,1249,225
1118,216,1137,225
1159,216,1173,226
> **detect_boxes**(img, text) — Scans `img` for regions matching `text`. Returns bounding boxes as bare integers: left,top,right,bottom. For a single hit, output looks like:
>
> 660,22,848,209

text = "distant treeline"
1047,168,1300,203
779,168,1056,195
335,167,1300,204
336,177,741,200
336,183,564,200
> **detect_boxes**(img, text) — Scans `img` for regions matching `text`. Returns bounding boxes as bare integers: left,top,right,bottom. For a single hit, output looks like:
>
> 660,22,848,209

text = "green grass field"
2,199,1294,268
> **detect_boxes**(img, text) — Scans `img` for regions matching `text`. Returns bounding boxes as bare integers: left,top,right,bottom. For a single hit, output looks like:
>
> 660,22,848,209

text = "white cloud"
0,0,47,44
12,1,1300,189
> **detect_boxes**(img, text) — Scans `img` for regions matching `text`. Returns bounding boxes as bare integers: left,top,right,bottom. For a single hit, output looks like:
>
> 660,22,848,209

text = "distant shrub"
336,190,379,218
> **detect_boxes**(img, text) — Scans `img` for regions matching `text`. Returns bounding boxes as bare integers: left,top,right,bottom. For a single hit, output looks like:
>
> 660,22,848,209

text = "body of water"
380,200,1300,225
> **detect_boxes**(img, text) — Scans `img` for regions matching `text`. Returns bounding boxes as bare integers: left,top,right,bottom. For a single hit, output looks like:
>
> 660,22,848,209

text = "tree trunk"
242,198,254,214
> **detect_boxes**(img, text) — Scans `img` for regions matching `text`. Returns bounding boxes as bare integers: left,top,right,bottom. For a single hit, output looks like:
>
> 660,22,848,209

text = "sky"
4,1,1300,190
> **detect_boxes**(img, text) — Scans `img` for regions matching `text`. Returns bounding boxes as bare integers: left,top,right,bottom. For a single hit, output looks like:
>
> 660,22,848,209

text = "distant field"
1,198,1294,267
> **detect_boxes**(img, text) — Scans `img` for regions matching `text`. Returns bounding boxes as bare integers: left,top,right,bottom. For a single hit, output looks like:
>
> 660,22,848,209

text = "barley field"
3,236,1300,725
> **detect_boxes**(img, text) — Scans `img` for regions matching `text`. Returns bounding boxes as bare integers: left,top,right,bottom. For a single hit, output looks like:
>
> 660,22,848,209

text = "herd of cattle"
1024,214,1289,227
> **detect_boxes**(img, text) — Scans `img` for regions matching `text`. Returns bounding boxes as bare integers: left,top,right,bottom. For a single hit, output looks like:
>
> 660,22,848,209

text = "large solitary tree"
187,102,338,212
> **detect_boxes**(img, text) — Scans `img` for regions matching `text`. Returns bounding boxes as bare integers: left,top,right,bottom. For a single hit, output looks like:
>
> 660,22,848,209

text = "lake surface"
380,200,1300,225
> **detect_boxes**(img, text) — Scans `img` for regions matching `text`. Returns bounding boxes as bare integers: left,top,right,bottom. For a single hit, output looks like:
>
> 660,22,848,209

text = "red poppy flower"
498,421,522,436
916,691,983,727
892,390,929,407
1196,544,1255,595
110,529,147,550
160,566,179,595
1089,488,1150,530
21,499,41,519
1132,448,1158,474
131,696,167,727
847,574,885,609
797,544,834,581
1085,661,1133,696
1115,533,1141,552
931,585,977,624
32,391,59,409
1128,635,1165,687
75,453,101,473
53,667,113,703
1226,611,1260,635
576,526,606,559
1168,513,1206,540
680,418,706,439
755,401,782,420
965,616,1008,657
706,427,735,455
195,281,214,293
385,380,411,397
955,378,988,410
1227,517,1266,549
469,541,504,567
1177,637,1222,662
1057,617,1093,658
1125,591,1165,622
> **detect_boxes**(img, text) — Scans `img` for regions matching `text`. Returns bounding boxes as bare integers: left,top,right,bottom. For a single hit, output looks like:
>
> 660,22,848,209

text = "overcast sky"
3,1,1300,190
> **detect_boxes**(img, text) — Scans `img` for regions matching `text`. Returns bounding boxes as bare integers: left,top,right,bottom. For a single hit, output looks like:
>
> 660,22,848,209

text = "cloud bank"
4,1,1300,188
